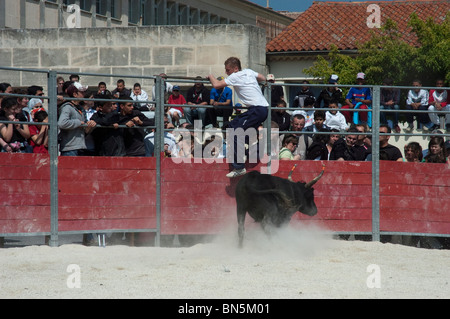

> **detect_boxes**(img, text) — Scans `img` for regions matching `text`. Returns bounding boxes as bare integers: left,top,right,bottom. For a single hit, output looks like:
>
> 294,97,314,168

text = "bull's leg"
260,216,273,240
237,205,246,248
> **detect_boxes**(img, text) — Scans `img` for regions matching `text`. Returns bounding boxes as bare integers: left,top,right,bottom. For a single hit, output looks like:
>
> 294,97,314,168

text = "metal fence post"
371,85,381,241
48,70,59,247
265,82,272,174
154,75,164,247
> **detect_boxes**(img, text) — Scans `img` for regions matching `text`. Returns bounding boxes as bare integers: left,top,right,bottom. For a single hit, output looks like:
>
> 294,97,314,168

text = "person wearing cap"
73,81,88,92
207,76,233,128
167,85,186,127
57,84,87,156
315,74,343,108
262,73,284,107
21,97,42,122
185,76,210,126
208,56,269,178
342,72,372,125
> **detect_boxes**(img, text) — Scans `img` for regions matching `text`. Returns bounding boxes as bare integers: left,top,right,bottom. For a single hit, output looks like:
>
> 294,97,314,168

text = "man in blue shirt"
341,72,372,125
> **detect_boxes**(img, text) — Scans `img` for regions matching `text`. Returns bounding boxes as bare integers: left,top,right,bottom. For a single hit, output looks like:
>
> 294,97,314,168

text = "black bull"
235,165,325,247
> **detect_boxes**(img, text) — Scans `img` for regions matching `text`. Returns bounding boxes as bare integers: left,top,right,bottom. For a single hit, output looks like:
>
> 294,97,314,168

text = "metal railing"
1,66,449,246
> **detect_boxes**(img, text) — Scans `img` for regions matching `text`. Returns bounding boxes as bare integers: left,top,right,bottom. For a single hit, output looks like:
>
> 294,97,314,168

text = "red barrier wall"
1,153,449,236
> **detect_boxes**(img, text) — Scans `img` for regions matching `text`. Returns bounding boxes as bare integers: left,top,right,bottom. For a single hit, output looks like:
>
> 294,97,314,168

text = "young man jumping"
208,57,269,178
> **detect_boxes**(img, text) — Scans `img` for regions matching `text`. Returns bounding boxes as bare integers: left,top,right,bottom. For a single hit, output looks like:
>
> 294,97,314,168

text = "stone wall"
0,24,267,96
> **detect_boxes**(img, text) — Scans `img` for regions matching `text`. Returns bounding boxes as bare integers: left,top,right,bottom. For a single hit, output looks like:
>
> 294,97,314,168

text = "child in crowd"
325,101,349,131
167,85,186,127
28,109,49,154
304,110,328,134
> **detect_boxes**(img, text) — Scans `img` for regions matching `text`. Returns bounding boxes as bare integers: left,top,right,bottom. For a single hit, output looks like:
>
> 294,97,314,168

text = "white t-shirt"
325,111,349,131
225,69,269,107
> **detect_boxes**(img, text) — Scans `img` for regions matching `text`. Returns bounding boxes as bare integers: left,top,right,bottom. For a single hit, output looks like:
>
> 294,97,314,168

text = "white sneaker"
226,168,246,178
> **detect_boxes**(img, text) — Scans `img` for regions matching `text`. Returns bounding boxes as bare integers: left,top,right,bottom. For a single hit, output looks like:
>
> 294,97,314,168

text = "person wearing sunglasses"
329,127,366,161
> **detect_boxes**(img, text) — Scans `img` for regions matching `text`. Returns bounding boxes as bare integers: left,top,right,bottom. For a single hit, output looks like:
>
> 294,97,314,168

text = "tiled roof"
267,0,450,52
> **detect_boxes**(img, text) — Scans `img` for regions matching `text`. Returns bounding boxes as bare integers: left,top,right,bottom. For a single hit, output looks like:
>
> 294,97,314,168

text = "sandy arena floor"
0,227,449,299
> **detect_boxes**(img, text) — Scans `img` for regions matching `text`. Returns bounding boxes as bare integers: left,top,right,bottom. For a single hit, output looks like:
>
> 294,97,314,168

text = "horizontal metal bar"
380,232,450,238
58,229,159,235
0,232,51,237
54,70,157,81
0,66,49,74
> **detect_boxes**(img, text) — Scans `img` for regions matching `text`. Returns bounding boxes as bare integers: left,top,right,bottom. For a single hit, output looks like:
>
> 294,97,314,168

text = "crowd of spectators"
269,73,449,163
1,73,449,249
0,73,449,164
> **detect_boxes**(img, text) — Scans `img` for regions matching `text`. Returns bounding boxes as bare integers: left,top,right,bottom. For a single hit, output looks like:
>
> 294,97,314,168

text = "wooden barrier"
0,153,449,236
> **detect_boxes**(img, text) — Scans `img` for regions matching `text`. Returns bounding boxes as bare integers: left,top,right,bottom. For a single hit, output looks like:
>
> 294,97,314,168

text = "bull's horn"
288,164,297,182
305,165,325,188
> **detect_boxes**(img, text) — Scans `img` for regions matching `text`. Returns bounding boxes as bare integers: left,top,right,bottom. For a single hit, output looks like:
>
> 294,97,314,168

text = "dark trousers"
405,104,432,127
227,106,268,170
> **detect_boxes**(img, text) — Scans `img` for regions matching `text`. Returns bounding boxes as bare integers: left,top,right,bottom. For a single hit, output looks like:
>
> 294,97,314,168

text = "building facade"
0,0,292,42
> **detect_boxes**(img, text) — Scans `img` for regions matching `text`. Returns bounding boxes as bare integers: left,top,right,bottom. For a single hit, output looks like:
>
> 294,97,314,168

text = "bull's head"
305,165,325,188
289,164,325,216
288,164,325,188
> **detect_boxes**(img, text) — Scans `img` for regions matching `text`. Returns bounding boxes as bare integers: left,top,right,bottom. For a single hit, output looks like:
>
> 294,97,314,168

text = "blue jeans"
380,104,399,128
60,150,80,156
184,107,207,126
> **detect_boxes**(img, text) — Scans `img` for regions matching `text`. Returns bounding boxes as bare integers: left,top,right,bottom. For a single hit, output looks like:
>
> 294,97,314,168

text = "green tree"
408,12,450,85
357,18,417,85
304,13,450,86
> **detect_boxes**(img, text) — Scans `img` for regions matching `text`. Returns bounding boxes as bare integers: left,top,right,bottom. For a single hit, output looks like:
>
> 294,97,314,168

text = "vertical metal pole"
20,0,26,29
106,0,112,26
90,0,97,27
48,70,59,247
371,85,381,241
264,82,272,174
57,0,63,28
0,0,6,29
154,76,164,247
39,0,46,29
